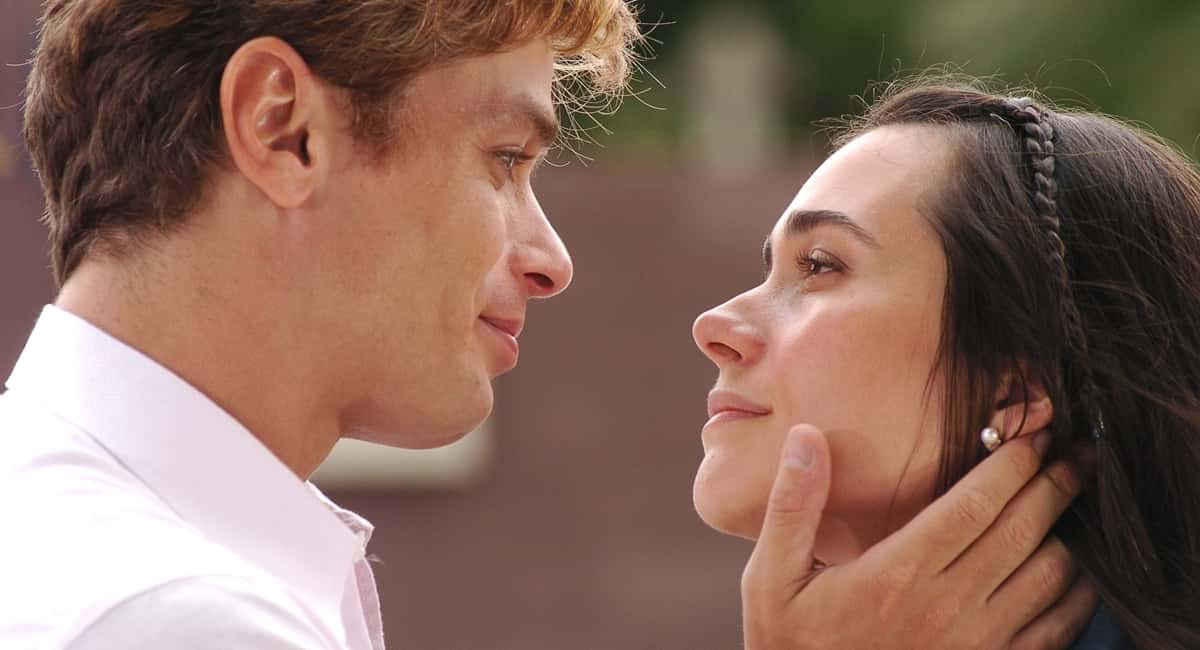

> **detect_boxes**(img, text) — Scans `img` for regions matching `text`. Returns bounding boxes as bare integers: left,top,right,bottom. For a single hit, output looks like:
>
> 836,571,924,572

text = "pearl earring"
981,427,1003,452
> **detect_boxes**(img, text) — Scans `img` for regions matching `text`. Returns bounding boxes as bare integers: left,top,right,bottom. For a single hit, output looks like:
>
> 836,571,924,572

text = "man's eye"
495,150,534,177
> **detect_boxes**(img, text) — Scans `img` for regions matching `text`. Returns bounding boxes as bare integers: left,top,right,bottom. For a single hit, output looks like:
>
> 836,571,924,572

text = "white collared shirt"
0,306,385,649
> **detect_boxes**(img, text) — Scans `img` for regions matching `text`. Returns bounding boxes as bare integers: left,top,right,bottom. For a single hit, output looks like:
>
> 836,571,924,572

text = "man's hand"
741,425,1098,650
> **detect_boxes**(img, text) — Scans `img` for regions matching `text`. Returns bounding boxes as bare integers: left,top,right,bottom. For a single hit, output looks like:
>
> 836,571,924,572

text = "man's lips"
479,315,523,338
706,389,771,425
478,315,522,373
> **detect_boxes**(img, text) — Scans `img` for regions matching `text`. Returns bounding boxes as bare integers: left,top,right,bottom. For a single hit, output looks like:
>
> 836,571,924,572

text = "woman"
692,77,1200,649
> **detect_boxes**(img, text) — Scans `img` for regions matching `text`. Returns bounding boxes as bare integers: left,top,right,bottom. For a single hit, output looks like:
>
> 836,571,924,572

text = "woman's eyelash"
795,249,842,275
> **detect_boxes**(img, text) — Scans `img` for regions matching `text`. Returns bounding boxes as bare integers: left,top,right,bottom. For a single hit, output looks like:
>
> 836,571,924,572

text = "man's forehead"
457,41,556,111
475,92,560,145
479,90,554,114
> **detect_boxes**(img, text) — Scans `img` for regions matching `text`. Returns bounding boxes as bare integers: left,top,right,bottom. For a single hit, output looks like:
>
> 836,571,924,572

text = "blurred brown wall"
346,164,811,649
0,4,816,647
1,2,56,375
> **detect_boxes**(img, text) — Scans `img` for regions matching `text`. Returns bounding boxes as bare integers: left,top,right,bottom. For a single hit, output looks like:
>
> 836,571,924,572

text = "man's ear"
220,36,333,209
989,367,1054,443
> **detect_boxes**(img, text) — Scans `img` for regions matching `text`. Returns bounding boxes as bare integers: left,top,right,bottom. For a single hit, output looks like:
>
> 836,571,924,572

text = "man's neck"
54,242,343,479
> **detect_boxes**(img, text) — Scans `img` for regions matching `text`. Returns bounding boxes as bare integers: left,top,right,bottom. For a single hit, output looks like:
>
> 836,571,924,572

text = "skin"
697,125,1085,648
55,37,571,477
44,33,1091,646
693,125,950,562
744,425,1093,649
693,125,1053,563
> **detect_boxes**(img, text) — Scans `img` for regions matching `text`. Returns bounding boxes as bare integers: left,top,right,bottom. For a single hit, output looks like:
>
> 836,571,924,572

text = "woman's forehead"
773,125,954,243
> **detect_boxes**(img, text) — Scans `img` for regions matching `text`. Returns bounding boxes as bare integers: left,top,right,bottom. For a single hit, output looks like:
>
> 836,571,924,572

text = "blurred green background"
593,0,1200,165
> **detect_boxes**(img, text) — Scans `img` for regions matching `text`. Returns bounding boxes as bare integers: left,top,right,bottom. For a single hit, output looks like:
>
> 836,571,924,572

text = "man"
0,1,1094,648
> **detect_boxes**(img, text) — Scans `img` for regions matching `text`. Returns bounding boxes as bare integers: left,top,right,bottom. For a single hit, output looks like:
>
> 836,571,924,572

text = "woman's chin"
693,464,767,540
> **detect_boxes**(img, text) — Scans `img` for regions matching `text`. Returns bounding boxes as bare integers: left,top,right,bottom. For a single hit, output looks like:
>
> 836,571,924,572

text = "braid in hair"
992,97,1106,439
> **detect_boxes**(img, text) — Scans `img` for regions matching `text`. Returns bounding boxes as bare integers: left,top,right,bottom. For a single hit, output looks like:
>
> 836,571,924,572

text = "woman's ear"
989,369,1054,443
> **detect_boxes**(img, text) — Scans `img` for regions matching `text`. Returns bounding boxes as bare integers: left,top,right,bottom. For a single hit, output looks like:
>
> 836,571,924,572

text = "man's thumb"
746,425,832,594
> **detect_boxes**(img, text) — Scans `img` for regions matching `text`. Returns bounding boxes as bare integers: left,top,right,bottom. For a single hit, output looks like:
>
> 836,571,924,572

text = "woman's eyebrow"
762,209,882,268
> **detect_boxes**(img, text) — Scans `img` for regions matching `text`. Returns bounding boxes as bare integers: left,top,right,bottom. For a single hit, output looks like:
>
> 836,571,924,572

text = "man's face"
309,39,571,448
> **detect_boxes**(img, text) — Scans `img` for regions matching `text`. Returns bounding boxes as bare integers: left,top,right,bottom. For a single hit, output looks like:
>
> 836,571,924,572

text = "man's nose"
514,200,573,299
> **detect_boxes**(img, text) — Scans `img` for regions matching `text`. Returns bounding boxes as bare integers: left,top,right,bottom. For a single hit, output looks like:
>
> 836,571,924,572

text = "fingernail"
786,429,814,469
1034,430,1051,455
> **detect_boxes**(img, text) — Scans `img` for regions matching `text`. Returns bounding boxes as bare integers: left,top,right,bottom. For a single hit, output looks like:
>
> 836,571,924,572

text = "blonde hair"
24,0,642,283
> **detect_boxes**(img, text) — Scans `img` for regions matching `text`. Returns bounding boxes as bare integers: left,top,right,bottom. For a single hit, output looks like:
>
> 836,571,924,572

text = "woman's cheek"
769,296,942,520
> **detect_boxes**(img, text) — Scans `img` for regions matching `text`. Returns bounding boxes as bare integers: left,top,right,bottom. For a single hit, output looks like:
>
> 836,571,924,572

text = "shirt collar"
5,305,367,631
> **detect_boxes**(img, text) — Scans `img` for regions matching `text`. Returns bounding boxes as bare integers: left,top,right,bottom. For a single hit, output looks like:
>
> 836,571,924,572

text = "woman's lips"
705,389,771,427
705,410,769,427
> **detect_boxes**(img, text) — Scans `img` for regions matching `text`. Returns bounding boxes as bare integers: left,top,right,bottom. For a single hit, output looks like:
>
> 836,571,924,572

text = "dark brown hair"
23,0,642,285
835,77,1200,648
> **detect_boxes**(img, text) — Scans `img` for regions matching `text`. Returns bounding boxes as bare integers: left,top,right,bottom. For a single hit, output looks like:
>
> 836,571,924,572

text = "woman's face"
692,125,954,562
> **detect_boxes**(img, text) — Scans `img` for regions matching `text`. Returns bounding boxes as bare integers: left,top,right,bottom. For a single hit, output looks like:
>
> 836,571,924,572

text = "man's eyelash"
497,150,536,176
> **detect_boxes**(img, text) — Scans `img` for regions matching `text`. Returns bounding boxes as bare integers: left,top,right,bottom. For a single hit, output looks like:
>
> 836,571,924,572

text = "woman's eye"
796,250,841,276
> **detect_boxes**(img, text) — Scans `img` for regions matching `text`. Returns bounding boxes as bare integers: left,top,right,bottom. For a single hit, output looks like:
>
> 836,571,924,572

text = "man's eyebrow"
485,95,561,149
762,209,882,269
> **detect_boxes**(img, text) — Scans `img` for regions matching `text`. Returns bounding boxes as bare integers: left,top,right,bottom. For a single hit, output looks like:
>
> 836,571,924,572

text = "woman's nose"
692,299,765,368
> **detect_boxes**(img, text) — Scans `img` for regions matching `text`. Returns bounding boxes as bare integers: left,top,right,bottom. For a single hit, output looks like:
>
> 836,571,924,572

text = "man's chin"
346,423,477,450
346,385,493,449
